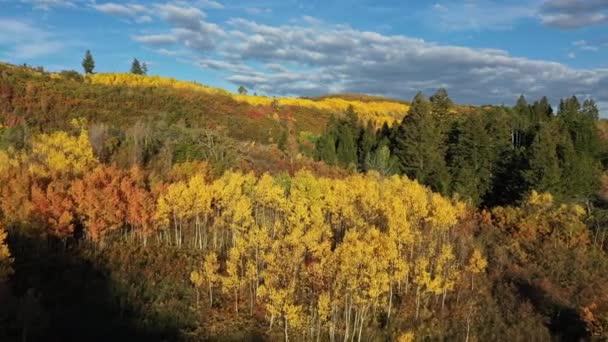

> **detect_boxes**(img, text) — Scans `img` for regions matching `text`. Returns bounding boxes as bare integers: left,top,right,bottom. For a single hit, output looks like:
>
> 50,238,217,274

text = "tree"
0,223,13,281
238,86,248,95
82,50,95,74
31,179,76,240
131,58,144,75
449,111,495,205
394,92,450,194
523,121,562,196
141,62,148,75
430,88,453,128
71,165,127,243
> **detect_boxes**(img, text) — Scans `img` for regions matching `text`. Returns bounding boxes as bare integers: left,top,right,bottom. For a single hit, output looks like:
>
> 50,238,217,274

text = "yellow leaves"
190,270,203,287
334,228,393,304
526,190,554,209
155,172,212,227
254,173,286,211
88,73,408,125
0,223,13,281
493,191,590,247
87,73,229,96
427,193,459,230
317,292,332,322
397,332,415,342
467,248,487,274
28,127,97,177
192,252,220,288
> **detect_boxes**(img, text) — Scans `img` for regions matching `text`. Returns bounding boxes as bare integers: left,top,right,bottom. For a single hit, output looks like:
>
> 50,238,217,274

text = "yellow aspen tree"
28,124,97,177
466,248,487,291
191,252,220,308
223,241,246,314
190,270,203,308
0,223,13,281
187,174,212,250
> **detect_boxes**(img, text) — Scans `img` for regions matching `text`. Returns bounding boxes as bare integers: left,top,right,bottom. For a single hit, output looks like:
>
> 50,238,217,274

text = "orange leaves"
121,167,156,239
71,165,127,242
32,179,75,239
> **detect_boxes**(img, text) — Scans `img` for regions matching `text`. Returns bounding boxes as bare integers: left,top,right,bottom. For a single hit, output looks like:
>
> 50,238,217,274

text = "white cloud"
0,19,64,59
131,3,225,51
245,7,272,15
21,0,75,10
134,16,608,113
156,3,206,29
426,1,538,31
539,0,608,28
133,33,178,45
572,40,600,52
196,0,223,9
91,2,153,23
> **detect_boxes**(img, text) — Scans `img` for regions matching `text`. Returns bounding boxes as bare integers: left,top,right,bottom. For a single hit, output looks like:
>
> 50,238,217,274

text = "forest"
0,62,607,341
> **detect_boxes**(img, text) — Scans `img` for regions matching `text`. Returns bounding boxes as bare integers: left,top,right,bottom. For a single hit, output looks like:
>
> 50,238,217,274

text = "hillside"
0,61,608,342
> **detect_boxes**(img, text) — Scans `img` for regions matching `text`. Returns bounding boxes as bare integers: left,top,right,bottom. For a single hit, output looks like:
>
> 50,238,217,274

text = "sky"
1,0,608,114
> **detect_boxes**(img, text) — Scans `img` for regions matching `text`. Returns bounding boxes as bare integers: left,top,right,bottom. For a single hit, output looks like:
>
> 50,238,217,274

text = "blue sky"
1,0,608,113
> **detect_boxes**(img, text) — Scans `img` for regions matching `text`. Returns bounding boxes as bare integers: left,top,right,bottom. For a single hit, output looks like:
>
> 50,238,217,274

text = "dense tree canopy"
0,62,607,341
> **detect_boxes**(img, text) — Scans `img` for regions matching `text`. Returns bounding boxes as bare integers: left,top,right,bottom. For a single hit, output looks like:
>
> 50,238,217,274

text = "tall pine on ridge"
394,92,450,194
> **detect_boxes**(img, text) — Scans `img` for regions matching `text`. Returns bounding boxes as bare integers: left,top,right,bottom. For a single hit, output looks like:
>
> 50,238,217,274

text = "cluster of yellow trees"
171,169,486,341
85,73,408,125
0,126,487,341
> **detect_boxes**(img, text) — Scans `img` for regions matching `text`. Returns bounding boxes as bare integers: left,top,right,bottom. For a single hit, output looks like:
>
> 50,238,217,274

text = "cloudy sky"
1,0,608,113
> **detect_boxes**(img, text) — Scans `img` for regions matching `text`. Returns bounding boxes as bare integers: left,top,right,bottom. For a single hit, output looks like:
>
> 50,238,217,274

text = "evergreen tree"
430,88,453,126
365,144,397,176
82,50,95,74
315,115,339,165
131,58,144,75
531,96,553,123
560,135,599,202
336,124,357,168
394,92,450,194
523,121,562,196
141,62,148,75
277,130,288,152
357,121,376,171
512,95,531,148
449,111,494,205
558,96,600,156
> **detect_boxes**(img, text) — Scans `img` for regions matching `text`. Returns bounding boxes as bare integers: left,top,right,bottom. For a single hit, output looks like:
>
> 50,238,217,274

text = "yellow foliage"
467,248,488,274
0,223,13,281
28,126,97,177
526,190,554,209
88,73,409,125
397,332,415,342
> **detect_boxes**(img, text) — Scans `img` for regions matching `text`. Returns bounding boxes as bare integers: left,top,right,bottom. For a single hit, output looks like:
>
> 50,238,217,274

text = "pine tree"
357,121,376,171
394,92,450,194
523,121,562,196
335,124,357,168
131,58,143,75
430,88,453,127
531,96,553,123
141,62,148,75
316,133,336,165
512,95,531,148
82,50,95,74
449,111,494,205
